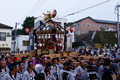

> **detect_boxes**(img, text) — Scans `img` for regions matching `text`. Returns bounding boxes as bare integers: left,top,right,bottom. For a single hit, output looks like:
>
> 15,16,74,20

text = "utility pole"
115,4,120,48
14,22,19,52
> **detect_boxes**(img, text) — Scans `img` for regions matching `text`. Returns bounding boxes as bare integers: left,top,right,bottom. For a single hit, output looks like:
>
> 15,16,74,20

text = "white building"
15,35,29,52
0,23,13,53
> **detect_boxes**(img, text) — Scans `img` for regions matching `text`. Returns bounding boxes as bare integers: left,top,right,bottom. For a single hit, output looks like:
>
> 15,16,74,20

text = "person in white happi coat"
74,60,87,80
21,57,28,73
0,60,9,80
35,57,48,74
56,57,63,70
17,61,24,80
59,62,75,80
39,63,56,80
3,63,21,80
22,60,36,80
51,58,60,80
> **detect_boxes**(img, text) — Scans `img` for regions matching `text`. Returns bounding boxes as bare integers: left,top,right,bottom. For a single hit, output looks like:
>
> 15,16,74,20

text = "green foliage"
12,16,36,40
93,31,117,48
12,17,35,40
12,29,24,40
22,16,36,35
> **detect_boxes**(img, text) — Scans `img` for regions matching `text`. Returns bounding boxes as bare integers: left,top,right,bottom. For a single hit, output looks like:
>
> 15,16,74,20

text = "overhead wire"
19,0,44,22
30,0,48,15
60,0,88,16
23,0,42,17
61,0,111,18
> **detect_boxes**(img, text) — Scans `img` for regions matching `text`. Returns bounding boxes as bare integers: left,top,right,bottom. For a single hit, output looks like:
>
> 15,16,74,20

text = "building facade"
15,35,29,52
68,17,117,35
0,23,13,53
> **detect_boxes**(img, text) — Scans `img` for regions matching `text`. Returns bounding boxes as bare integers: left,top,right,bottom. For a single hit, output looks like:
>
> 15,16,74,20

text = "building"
15,35,29,52
67,17,117,35
0,23,13,53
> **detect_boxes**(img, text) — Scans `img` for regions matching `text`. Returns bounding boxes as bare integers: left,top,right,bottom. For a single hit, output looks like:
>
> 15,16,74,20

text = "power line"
61,0,111,18
60,0,88,16
24,0,42,16
31,0,48,15
19,0,43,22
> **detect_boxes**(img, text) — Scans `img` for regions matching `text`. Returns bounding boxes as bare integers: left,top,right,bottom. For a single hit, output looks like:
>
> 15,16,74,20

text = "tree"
22,16,36,35
12,29,24,40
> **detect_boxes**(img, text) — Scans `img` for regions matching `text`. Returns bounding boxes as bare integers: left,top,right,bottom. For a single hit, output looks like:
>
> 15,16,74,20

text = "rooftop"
0,23,13,29
74,16,117,25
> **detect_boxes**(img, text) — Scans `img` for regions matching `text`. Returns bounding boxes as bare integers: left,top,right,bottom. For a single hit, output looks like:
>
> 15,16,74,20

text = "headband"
28,61,35,66
13,64,19,68
13,57,19,62
43,57,47,61
46,65,51,68
19,63,23,66
0,60,6,63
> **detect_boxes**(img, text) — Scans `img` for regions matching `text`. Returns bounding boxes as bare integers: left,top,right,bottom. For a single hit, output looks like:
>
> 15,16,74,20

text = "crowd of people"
0,46,120,80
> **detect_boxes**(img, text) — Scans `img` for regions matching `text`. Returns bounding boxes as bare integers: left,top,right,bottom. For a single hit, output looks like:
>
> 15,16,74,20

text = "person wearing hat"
0,60,10,80
22,60,36,80
39,63,56,80
3,63,21,80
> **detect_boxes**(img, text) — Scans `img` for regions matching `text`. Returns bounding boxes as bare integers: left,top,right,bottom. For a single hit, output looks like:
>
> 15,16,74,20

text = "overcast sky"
0,0,120,29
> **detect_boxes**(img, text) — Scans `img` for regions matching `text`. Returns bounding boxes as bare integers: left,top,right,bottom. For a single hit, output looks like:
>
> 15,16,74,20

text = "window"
87,24,90,27
23,41,29,46
83,24,85,27
74,25,76,28
0,32,6,41
101,25,103,27
97,25,99,27
105,25,107,28
78,24,79,27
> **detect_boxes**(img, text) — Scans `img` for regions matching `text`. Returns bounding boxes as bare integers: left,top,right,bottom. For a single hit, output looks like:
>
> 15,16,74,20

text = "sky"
0,0,120,29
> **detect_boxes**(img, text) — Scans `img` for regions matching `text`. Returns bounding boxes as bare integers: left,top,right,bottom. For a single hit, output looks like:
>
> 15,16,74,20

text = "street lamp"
14,22,20,52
